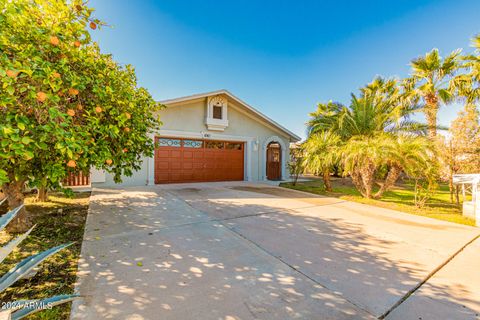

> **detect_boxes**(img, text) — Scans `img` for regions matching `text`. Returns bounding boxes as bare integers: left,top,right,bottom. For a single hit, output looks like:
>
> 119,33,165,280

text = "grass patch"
281,178,476,226
0,192,90,319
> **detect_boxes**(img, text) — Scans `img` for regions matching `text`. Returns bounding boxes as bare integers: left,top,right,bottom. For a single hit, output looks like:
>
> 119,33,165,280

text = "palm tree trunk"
424,99,439,139
350,171,367,197
374,165,402,199
322,171,332,192
360,163,376,198
2,180,32,233
455,185,460,205
448,167,454,204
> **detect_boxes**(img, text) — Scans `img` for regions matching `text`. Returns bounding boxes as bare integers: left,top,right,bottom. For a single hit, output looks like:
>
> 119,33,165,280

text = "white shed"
453,174,480,226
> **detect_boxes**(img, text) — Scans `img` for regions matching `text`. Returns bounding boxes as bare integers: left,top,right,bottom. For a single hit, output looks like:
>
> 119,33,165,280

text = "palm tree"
308,77,423,139
306,77,433,199
452,34,480,104
373,134,436,199
302,131,342,191
341,135,388,198
307,101,345,136
410,48,461,138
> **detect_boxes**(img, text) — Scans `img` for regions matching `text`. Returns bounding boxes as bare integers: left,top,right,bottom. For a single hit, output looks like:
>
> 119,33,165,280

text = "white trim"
147,133,155,185
159,89,301,142
154,129,255,182
157,129,255,142
262,136,287,181
90,168,106,183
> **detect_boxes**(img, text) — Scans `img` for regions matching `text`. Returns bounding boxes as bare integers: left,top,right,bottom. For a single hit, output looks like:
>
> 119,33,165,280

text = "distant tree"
0,0,162,232
409,48,461,138
435,137,461,204
288,145,305,186
449,104,480,173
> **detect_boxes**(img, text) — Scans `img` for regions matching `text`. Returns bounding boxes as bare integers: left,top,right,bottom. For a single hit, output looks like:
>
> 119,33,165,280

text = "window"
158,138,181,147
226,142,243,150
205,141,224,149
213,105,222,119
183,140,203,148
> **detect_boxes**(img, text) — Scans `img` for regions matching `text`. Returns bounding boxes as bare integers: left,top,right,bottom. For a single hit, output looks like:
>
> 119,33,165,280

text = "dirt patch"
175,188,202,194
0,191,90,319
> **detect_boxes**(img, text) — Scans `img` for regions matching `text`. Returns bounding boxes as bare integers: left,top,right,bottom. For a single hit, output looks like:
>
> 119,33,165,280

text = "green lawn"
281,178,476,226
0,192,90,319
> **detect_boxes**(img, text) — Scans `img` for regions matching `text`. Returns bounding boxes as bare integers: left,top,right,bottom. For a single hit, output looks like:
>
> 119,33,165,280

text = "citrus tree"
0,0,162,232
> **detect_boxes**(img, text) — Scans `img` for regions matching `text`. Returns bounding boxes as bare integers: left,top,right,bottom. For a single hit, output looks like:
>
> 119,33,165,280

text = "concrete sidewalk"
70,183,480,320
386,235,480,319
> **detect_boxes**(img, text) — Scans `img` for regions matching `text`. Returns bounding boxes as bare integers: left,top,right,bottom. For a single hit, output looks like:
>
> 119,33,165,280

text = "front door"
266,143,281,180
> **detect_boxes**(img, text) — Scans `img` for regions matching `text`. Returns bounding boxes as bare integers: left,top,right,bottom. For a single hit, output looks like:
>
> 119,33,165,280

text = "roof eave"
159,89,301,142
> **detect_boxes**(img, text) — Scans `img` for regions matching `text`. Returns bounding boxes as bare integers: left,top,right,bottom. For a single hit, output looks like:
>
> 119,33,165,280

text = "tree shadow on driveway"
71,186,480,320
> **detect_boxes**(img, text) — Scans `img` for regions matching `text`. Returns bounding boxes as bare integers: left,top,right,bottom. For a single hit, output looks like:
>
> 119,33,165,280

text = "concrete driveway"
71,182,480,320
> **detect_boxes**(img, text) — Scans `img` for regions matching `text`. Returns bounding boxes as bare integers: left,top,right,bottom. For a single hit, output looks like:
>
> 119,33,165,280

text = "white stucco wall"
93,94,295,187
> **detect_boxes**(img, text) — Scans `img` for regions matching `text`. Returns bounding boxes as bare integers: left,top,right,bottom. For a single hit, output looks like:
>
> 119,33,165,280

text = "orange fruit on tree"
125,112,131,119
50,36,59,46
68,88,79,95
74,40,81,48
53,72,61,78
105,159,113,165
77,103,83,110
6,70,17,78
67,160,76,168
124,127,130,133
67,109,75,116
95,106,102,113
36,91,47,102
90,22,97,30
123,148,128,153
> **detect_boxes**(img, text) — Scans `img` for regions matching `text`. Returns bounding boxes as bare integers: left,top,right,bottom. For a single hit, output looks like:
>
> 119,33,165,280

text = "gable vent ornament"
206,95,229,131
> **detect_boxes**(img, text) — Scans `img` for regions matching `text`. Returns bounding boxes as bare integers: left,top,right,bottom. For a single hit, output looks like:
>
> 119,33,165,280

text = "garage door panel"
193,152,204,160
193,162,204,169
183,162,193,169
157,150,170,158
170,162,182,170
170,150,182,158
155,137,244,184
156,161,170,170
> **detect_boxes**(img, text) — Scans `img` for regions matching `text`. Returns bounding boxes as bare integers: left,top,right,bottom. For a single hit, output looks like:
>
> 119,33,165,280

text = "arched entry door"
266,142,281,180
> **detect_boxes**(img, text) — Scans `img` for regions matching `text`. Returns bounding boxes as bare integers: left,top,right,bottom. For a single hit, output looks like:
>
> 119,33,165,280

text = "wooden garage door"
154,137,244,184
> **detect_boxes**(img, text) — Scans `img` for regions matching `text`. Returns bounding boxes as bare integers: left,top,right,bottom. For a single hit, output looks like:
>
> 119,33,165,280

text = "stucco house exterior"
91,90,301,187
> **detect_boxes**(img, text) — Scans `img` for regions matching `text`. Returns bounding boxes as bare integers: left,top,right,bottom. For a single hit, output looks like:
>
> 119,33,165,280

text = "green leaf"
21,137,33,144
23,151,34,160
2,127,13,135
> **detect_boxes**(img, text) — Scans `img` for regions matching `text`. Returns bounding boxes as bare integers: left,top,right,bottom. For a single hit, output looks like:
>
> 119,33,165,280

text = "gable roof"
159,89,301,142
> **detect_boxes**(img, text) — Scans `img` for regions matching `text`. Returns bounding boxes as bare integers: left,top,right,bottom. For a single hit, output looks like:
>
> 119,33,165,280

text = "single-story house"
90,89,301,186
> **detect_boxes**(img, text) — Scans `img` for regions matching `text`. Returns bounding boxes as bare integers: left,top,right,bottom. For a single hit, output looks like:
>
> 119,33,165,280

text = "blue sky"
89,0,480,139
